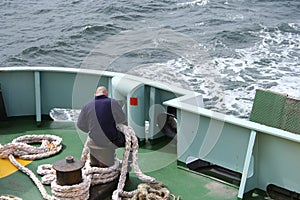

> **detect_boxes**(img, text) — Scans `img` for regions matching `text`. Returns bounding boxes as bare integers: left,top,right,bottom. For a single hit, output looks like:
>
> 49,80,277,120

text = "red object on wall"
130,97,138,106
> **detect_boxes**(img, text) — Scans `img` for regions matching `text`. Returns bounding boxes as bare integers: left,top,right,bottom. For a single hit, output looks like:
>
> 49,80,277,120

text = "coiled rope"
112,124,156,200
80,139,121,186
37,124,157,200
0,134,63,200
0,125,179,200
0,135,62,159
112,124,180,200
0,194,22,200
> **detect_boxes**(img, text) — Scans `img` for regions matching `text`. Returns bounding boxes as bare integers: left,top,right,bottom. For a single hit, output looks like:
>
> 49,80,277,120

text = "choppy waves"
127,22,300,118
1,0,300,118
213,23,300,117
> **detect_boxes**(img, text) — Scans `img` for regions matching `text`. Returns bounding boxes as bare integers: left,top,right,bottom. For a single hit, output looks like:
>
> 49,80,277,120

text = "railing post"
0,83,7,121
34,71,41,125
238,130,257,199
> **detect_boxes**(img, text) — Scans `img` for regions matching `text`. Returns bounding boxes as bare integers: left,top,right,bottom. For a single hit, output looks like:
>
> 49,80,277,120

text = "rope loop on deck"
83,159,121,185
123,182,181,200
0,194,23,200
0,134,62,159
112,124,157,200
0,134,63,200
1,127,179,200
50,175,91,200
37,163,92,200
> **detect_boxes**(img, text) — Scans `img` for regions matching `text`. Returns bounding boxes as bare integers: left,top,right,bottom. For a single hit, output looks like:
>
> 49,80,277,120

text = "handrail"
164,98,300,143
0,66,193,96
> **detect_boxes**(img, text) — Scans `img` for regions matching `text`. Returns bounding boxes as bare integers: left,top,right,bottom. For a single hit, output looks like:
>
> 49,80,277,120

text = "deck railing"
1,66,300,199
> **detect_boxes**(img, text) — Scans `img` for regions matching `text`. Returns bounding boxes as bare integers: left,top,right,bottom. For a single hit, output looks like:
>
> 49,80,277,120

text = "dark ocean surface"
1,0,300,118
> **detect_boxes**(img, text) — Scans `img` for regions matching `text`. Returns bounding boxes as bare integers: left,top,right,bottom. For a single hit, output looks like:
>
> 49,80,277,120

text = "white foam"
288,23,299,30
270,76,300,99
49,108,81,121
212,24,300,118
128,60,191,89
176,0,209,7
127,24,299,119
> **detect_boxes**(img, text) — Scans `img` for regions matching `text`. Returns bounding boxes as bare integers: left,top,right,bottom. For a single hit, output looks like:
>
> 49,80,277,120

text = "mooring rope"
123,182,181,200
112,124,157,200
50,175,91,200
0,126,179,200
80,138,121,186
0,134,63,200
0,134,62,159
0,194,22,200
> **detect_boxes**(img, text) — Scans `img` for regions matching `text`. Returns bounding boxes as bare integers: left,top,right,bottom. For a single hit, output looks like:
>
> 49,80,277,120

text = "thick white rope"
37,156,120,200
0,134,63,200
37,164,92,200
37,124,157,200
8,154,52,200
0,134,62,159
112,124,156,200
80,138,121,186
50,175,91,200
1,126,177,200
113,124,180,200
83,160,120,185
0,194,23,200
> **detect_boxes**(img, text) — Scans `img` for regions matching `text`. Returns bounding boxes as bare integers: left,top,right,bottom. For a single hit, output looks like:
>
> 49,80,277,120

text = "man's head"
94,86,108,97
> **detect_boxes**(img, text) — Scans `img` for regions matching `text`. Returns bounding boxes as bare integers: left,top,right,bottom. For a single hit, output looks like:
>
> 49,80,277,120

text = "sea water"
1,0,299,118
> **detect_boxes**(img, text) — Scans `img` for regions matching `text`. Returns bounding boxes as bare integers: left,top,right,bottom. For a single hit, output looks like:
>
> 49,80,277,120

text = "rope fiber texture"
0,134,63,200
0,134,62,159
0,125,180,200
112,124,180,200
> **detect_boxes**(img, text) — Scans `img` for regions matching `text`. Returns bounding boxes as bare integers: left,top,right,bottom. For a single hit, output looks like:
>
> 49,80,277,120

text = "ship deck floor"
0,117,266,200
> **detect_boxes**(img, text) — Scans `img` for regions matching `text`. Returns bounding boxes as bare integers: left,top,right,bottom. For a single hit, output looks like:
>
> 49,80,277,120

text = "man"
77,86,126,167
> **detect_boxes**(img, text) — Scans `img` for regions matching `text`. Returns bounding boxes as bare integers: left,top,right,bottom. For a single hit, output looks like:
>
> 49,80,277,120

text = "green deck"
0,117,265,200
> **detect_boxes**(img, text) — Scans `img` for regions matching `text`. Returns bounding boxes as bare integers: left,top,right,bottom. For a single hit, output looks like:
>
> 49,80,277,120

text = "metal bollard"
53,156,84,186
